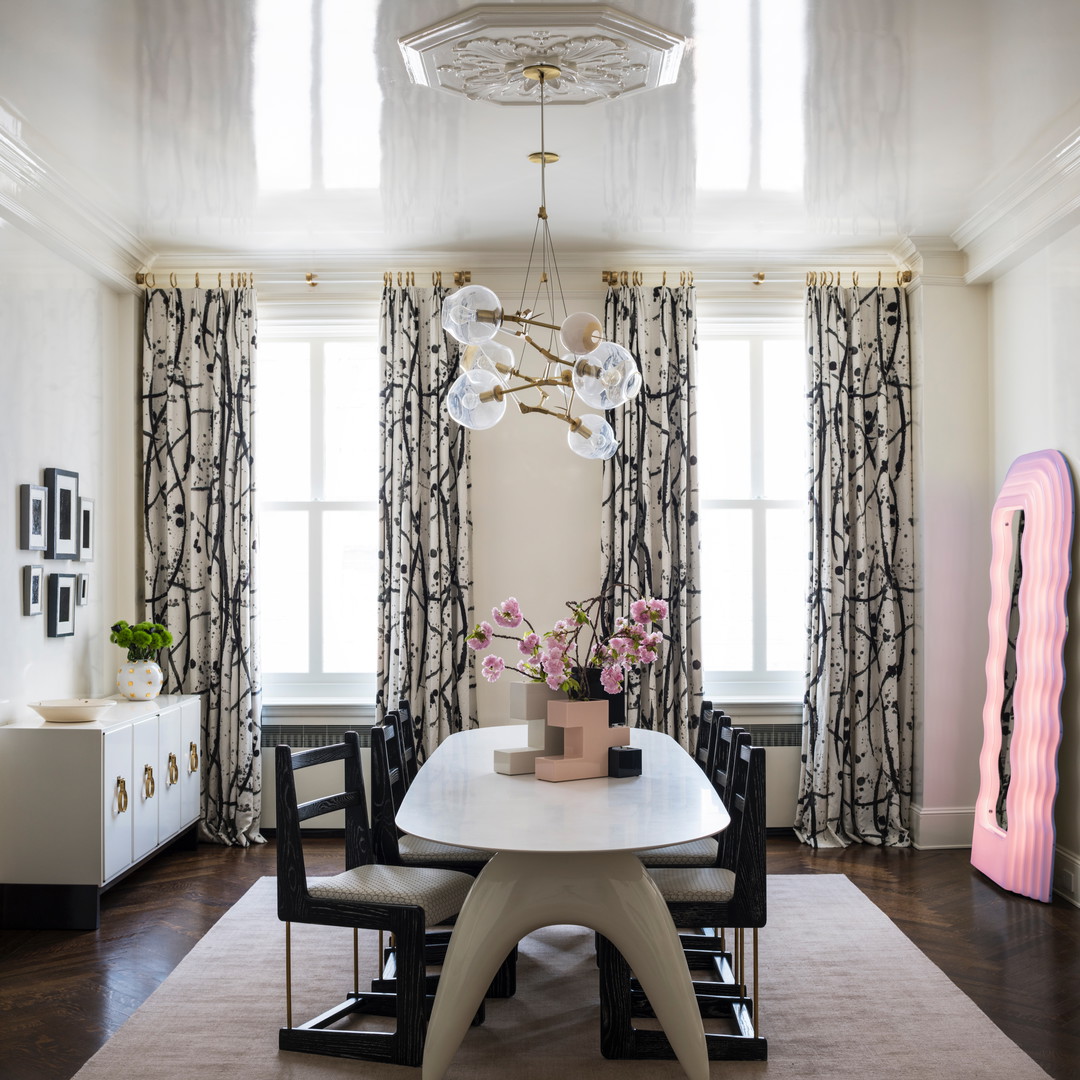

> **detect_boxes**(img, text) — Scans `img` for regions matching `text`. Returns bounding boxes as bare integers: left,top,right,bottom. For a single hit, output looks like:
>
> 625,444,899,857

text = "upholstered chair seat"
397,834,492,866
307,864,473,928
634,837,719,868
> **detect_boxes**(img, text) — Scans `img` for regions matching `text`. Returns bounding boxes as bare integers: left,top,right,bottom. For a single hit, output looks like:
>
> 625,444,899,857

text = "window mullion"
310,342,326,676
750,339,767,676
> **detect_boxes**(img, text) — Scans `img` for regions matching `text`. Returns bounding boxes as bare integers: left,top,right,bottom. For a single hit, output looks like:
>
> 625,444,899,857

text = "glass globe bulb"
568,413,619,459
570,342,642,409
461,339,515,380
445,369,506,430
442,285,503,345
559,311,603,355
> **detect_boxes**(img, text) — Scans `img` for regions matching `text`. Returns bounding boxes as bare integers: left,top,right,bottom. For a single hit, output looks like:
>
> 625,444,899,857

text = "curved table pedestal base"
422,850,709,1080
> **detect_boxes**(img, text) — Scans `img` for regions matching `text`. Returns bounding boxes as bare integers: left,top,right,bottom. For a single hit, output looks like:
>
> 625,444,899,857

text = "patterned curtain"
796,285,915,848
602,285,701,750
143,287,262,847
377,285,474,756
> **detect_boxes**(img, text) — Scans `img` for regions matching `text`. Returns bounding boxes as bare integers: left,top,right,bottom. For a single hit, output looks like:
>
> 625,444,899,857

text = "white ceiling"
2,0,1080,280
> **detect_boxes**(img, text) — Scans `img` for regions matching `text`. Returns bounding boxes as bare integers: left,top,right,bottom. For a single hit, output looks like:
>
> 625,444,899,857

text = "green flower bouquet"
109,620,173,662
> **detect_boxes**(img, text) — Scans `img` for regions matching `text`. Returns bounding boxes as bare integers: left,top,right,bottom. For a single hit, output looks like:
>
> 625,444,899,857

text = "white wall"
989,224,1080,900
466,269,609,725
909,274,992,847
0,223,138,722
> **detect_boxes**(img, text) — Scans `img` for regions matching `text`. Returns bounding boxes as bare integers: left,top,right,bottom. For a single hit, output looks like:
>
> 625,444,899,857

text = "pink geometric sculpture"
535,700,627,782
971,449,1073,902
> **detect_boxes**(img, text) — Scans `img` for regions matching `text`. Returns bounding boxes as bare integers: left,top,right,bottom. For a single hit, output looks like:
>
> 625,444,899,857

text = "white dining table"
396,723,729,1080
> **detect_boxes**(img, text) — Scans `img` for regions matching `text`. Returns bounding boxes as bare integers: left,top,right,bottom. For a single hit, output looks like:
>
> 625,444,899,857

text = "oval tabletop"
397,725,729,854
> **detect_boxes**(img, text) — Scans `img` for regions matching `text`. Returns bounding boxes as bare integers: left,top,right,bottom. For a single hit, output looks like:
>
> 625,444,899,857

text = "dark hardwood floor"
1,835,1076,1080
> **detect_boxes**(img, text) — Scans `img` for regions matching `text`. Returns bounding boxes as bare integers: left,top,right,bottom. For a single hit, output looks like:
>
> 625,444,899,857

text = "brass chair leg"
753,927,760,1036
285,921,293,1029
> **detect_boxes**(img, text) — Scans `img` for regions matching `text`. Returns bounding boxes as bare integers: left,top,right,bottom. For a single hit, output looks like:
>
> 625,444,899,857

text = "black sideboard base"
0,883,101,930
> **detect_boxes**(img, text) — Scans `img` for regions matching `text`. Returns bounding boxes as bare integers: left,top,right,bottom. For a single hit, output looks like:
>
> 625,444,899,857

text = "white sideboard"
0,694,202,929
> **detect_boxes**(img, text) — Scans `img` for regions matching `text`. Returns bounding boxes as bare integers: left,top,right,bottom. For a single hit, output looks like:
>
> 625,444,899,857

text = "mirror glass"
995,508,1024,830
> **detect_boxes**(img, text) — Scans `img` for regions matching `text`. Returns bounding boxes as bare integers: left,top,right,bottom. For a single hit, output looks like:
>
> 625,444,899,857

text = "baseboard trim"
1052,843,1080,908
910,804,975,849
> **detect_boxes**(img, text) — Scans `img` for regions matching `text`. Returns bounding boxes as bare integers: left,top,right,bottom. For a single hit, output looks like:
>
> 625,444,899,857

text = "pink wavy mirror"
971,449,1073,902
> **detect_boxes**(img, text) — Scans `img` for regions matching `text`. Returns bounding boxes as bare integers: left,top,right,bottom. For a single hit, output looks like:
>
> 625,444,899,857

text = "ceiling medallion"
398,3,687,106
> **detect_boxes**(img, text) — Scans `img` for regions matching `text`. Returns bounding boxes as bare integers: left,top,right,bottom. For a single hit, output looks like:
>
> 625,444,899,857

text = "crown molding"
893,236,971,287
952,117,1080,283
0,102,152,293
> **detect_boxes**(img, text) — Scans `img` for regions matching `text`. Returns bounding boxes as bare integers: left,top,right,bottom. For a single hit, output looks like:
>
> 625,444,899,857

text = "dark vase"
581,667,626,728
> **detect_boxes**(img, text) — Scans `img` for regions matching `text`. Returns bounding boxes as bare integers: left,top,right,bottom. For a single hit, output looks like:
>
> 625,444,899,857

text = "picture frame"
77,573,89,606
19,484,48,551
78,497,94,561
22,565,44,616
44,468,79,560
47,573,77,637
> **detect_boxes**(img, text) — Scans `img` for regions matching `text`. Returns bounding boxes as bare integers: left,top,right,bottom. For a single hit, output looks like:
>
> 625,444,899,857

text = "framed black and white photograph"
78,497,94,561
77,573,89,605
19,484,48,551
47,573,76,637
44,468,79,560
22,565,44,616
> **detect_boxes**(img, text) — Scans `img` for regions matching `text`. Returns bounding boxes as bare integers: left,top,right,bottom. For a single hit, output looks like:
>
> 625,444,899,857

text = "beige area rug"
72,875,1049,1080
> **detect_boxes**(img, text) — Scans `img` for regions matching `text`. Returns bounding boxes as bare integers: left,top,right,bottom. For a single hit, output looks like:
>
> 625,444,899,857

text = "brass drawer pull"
144,764,155,799
116,776,128,813
189,741,199,774
167,752,179,786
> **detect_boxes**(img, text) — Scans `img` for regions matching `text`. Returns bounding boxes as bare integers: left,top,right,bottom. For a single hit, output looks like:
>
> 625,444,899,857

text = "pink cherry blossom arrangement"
466,592,668,700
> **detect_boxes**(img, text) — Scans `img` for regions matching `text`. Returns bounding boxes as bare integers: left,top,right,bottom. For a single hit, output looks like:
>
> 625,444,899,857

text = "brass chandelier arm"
501,312,561,333
516,331,601,377
518,402,593,439
476,373,571,404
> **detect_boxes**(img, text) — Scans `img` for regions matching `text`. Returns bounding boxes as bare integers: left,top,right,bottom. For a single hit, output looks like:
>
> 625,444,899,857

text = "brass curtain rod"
602,270,695,286
806,269,913,287
384,270,473,287
135,271,256,288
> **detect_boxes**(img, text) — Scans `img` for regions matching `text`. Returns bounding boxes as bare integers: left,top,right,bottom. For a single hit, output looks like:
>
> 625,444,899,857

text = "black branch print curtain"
796,284,915,848
143,287,262,847
377,285,474,756
602,285,702,749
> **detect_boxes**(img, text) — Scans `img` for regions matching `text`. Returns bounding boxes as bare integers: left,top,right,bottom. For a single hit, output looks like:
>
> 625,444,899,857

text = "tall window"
697,325,806,700
258,333,379,700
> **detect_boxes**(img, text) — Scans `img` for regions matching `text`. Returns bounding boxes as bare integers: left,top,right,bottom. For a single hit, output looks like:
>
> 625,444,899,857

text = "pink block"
535,700,627,782
971,449,1073,902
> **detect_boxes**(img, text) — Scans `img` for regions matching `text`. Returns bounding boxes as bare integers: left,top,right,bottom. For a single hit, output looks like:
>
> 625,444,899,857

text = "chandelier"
441,64,641,460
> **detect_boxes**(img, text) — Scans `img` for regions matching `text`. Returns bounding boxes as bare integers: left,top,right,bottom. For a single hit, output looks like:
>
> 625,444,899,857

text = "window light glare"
254,0,312,190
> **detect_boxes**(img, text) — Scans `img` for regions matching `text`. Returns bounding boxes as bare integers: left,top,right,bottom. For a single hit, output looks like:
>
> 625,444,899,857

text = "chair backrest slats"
693,701,715,773
276,730,374,921
297,788,364,822
397,698,421,780
370,719,408,865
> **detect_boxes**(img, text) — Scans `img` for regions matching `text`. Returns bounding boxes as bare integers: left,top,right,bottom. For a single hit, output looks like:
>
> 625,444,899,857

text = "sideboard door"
102,725,133,882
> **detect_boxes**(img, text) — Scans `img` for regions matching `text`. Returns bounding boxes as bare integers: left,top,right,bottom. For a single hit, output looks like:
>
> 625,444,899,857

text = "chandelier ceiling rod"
441,59,643,460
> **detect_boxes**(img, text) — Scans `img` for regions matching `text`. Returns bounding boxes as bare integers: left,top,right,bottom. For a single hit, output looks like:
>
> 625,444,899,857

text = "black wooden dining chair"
634,723,745,871
369,717,518,998
275,731,476,1066
598,741,768,1061
370,717,491,875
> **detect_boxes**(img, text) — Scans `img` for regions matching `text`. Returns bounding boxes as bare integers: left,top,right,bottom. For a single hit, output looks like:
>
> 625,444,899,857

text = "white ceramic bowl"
28,698,117,723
